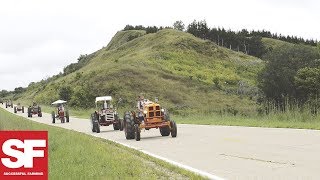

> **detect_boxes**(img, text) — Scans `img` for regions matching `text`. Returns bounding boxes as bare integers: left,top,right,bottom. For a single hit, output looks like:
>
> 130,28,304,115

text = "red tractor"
51,100,69,123
91,96,122,133
27,103,42,117
14,103,24,114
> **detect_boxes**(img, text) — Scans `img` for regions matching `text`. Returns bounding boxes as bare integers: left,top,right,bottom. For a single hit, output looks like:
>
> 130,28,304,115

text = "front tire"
134,124,140,141
113,115,120,130
119,119,124,131
160,126,170,136
170,121,177,137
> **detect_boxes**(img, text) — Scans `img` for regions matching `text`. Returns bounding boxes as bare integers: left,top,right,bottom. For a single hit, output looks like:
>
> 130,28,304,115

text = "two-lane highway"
1,105,320,180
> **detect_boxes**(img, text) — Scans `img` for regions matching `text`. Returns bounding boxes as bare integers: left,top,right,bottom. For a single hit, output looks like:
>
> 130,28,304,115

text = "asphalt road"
1,105,320,180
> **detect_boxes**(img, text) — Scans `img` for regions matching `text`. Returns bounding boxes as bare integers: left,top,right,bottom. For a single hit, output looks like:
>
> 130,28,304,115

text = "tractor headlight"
161,109,165,112
143,110,147,114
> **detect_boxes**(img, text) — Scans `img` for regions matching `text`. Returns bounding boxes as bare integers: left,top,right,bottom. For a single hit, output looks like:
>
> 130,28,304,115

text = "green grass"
174,112,320,130
16,29,264,116
0,108,204,179
262,37,320,54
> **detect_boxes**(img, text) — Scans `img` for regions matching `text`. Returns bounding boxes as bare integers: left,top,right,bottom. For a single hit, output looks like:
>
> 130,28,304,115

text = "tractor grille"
105,113,114,121
148,105,161,118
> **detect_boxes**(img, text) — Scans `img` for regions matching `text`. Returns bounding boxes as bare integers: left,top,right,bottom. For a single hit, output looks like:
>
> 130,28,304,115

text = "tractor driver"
101,102,108,114
58,103,65,113
137,95,145,124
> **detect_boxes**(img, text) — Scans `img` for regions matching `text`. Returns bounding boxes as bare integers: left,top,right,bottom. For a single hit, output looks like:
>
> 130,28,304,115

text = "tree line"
258,44,320,114
123,20,318,58
123,25,172,34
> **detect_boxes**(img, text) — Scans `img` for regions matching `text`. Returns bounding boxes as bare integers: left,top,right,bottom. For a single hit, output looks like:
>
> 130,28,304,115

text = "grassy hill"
16,29,264,115
262,37,320,55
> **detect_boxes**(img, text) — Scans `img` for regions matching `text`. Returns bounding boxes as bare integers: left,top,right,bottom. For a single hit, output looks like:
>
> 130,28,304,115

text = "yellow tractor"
124,98,177,141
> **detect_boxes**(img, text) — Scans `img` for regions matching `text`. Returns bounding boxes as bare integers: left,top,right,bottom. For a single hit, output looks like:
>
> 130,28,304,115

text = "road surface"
1,105,320,180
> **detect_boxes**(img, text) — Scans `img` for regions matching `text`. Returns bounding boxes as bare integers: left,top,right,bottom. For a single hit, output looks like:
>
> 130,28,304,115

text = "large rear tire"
91,114,97,132
170,121,177,138
92,112,100,133
124,112,135,140
22,107,24,113
96,123,100,133
14,107,17,113
66,110,69,123
38,107,42,117
28,108,32,117
52,111,55,123
164,109,170,121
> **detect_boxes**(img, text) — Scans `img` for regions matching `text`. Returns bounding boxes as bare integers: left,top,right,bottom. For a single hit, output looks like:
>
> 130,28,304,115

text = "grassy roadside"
40,105,320,130
13,100,320,130
0,108,204,179
39,105,320,130
173,113,320,130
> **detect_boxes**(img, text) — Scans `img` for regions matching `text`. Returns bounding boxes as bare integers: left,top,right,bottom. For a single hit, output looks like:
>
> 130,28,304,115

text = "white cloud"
0,0,319,90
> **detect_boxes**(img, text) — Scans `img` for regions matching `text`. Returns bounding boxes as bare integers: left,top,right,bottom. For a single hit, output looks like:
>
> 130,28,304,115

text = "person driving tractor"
137,95,145,124
56,103,65,117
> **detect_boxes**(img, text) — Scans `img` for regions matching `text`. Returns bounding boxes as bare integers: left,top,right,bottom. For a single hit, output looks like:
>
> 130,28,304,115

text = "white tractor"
91,96,123,133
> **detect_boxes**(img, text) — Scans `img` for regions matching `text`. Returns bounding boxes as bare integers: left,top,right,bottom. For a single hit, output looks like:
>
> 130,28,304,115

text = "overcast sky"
0,0,319,91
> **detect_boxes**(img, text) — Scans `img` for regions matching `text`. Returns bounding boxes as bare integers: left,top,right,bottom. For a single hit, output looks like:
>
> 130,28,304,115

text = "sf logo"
1,139,46,168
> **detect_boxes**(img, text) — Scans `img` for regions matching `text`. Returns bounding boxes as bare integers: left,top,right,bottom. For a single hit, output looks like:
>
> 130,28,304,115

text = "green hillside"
262,37,294,51
262,37,320,55
17,29,264,115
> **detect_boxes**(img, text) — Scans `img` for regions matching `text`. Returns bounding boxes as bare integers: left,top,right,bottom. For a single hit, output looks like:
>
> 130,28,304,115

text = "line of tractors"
1,96,177,141
90,96,177,141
